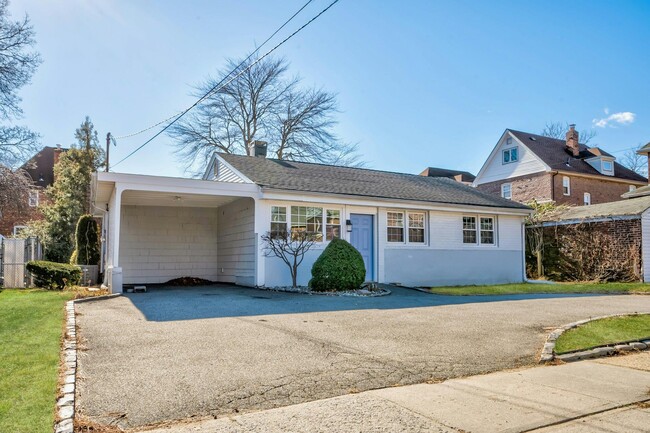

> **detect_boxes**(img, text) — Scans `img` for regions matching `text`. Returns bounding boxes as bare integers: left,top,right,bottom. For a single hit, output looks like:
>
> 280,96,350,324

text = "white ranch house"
92,151,532,293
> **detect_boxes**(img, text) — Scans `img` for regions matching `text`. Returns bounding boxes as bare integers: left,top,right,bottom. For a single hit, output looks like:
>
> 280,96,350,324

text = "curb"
54,293,120,433
54,301,77,433
540,312,650,363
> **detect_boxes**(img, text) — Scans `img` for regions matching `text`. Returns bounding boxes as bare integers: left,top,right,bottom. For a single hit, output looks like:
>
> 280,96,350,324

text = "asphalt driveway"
75,285,650,429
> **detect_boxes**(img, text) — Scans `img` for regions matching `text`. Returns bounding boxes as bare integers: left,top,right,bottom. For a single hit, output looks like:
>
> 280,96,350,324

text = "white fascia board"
472,130,551,187
259,188,532,216
97,171,261,198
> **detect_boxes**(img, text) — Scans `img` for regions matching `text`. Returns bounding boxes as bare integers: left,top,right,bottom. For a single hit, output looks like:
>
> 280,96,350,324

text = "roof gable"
508,130,646,183
218,153,529,210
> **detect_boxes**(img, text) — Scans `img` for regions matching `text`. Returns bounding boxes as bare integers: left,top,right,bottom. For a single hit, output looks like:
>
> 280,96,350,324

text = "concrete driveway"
75,285,650,430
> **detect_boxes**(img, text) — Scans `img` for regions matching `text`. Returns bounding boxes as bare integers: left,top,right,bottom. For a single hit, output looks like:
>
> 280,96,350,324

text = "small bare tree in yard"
0,165,31,220
525,201,565,279
261,230,317,288
541,121,596,145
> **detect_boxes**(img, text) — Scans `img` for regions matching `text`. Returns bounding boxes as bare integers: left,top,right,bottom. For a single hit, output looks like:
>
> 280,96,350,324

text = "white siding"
642,209,650,282
215,159,246,183
217,198,256,285
119,206,219,284
475,132,547,185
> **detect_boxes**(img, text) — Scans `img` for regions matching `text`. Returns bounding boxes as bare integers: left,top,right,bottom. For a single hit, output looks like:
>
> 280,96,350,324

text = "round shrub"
26,260,82,290
309,238,366,291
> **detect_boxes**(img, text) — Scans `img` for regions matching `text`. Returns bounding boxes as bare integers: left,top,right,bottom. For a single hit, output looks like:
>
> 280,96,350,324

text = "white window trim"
602,160,614,173
386,210,428,246
13,225,27,236
583,192,591,205
630,185,637,192
462,214,498,247
501,183,512,200
562,176,571,196
28,190,39,207
270,205,342,243
502,147,518,165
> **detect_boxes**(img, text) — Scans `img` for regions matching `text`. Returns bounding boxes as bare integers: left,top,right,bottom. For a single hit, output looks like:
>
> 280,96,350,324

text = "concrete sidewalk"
142,353,650,433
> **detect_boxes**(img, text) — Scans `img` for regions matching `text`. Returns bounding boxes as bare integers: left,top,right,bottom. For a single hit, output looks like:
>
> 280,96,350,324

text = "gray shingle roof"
219,153,529,210
419,167,476,182
508,130,647,183
547,196,650,221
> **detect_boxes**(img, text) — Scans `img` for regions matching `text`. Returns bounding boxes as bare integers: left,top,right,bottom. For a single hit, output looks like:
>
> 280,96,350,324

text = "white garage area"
92,172,261,292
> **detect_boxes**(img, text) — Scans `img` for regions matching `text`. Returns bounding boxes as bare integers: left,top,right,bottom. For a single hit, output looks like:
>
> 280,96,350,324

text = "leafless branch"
260,230,317,288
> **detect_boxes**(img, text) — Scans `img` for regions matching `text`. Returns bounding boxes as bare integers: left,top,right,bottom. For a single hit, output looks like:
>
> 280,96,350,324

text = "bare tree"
169,53,362,174
0,0,42,168
525,200,565,279
541,122,596,145
261,230,317,288
0,165,31,220
620,143,648,177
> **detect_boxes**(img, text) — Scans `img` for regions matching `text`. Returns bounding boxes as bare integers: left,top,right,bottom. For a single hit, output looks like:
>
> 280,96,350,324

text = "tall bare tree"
541,121,596,145
169,53,361,174
620,143,648,177
0,0,41,168
0,164,30,220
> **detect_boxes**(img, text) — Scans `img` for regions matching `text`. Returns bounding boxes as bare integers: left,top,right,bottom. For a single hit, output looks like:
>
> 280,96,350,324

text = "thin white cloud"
592,111,636,128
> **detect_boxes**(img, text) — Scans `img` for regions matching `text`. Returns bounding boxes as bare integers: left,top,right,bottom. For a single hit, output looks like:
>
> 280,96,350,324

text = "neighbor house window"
603,161,613,172
291,206,323,241
387,211,404,242
463,216,496,245
630,185,637,192
325,210,341,241
28,190,39,207
584,192,591,205
270,206,287,237
408,212,425,243
562,176,571,195
13,225,27,236
501,183,512,200
502,147,518,164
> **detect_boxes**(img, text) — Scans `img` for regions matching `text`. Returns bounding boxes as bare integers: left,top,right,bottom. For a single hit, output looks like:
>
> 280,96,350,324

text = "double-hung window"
387,211,426,244
583,192,591,205
562,176,571,195
463,215,496,246
271,205,341,242
502,147,518,164
501,183,512,200
28,191,39,207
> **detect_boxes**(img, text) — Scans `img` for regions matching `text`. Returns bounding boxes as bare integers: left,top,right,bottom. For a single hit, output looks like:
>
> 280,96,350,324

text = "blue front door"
349,214,374,282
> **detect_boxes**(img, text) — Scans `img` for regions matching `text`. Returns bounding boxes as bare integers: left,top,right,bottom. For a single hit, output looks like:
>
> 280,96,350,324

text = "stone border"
260,285,392,297
540,312,650,363
54,294,120,433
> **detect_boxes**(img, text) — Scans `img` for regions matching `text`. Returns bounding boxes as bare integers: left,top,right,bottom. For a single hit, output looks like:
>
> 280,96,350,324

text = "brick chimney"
565,124,580,157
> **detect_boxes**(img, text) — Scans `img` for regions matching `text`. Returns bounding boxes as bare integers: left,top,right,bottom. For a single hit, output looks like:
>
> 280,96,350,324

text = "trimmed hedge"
71,214,101,265
26,261,82,290
309,238,366,291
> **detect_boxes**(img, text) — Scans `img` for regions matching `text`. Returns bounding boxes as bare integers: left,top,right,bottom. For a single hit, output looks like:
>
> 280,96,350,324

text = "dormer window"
502,147,518,164
602,161,613,172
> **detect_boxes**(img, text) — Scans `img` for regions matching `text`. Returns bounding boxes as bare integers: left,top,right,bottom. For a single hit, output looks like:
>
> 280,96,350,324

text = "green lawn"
0,289,74,433
554,314,650,354
427,282,650,296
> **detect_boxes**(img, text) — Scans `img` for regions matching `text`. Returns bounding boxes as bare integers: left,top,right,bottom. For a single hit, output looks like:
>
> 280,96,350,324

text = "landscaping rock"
629,342,647,350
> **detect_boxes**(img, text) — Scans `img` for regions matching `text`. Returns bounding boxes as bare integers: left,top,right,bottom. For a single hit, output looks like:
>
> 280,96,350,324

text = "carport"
92,172,262,292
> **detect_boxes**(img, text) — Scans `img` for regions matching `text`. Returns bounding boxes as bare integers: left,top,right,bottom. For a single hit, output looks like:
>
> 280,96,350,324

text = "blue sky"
9,0,650,177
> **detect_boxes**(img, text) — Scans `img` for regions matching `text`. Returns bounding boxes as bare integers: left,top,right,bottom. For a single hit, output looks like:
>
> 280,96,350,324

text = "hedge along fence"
25,261,82,290
525,219,642,282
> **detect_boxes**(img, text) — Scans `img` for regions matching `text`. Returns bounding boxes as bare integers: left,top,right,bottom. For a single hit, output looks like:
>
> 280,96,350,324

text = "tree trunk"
536,250,543,278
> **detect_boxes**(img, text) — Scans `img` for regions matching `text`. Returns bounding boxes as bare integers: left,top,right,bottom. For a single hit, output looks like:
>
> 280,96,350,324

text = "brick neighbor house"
0,145,65,237
472,125,647,205
419,167,475,185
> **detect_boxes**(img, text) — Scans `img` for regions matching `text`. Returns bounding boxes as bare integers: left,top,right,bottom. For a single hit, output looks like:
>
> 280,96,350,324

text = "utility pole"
105,132,111,172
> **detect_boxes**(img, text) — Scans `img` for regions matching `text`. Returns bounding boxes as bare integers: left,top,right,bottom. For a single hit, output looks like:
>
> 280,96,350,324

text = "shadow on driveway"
123,284,602,321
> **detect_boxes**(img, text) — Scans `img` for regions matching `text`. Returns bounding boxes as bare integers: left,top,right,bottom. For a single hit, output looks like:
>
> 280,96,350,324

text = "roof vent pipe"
253,140,268,158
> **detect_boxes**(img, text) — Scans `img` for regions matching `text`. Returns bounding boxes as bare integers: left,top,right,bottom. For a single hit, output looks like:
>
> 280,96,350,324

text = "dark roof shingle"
219,153,529,210
508,130,646,183
419,167,476,182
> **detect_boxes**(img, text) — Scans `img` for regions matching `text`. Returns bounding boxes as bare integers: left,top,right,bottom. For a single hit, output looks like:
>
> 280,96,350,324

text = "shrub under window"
309,238,366,291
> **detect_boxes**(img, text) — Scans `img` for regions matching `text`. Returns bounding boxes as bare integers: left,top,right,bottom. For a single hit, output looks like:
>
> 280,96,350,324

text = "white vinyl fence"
0,237,41,288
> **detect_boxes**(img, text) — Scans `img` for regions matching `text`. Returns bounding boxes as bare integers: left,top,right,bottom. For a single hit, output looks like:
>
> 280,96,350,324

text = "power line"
113,0,315,141
112,0,341,170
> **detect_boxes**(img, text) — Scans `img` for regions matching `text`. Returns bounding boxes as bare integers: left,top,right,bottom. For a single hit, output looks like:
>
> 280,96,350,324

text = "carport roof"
218,153,530,210
543,195,650,222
